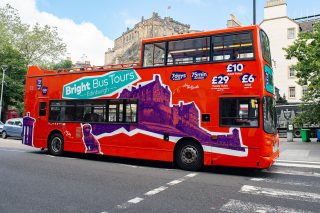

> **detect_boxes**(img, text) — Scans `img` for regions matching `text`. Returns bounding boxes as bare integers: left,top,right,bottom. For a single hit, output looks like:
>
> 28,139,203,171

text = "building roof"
293,14,320,32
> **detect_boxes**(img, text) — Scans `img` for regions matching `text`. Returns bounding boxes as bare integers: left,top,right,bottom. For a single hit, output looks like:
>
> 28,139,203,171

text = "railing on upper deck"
56,62,140,73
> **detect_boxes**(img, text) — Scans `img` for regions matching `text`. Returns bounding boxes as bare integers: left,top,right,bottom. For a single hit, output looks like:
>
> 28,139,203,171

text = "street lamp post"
0,65,8,122
253,0,256,25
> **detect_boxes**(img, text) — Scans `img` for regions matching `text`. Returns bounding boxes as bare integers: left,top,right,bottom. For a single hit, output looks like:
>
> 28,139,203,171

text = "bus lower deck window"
220,98,259,127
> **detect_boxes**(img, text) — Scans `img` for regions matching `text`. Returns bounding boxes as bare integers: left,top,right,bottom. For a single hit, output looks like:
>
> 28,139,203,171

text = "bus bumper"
259,150,280,169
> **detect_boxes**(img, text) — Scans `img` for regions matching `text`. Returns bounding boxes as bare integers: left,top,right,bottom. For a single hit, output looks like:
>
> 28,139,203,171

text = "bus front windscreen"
263,96,277,134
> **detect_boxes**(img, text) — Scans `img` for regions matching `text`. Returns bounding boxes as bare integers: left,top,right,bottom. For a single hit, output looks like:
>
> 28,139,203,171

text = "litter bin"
301,129,311,142
317,129,320,142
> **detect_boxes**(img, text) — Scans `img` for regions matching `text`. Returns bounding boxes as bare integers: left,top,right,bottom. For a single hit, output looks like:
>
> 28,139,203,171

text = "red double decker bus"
23,25,279,171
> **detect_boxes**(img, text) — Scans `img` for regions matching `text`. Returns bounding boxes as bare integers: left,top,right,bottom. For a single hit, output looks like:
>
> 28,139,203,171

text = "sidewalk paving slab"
279,138,320,162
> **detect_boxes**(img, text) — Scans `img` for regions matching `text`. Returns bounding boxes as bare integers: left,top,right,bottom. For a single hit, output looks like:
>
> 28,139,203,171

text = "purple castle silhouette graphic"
90,75,245,152
22,112,36,146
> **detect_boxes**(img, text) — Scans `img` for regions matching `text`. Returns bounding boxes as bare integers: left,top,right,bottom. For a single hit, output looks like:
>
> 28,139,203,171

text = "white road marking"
264,170,320,177
127,197,144,204
250,177,314,187
0,148,27,153
277,159,320,165
167,178,184,186
144,186,168,196
186,173,198,177
274,162,320,169
114,172,198,210
240,185,320,203
220,199,313,213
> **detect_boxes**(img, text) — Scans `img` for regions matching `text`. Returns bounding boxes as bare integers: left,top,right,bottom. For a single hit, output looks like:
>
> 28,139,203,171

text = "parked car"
0,121,4,133
2,118,23,139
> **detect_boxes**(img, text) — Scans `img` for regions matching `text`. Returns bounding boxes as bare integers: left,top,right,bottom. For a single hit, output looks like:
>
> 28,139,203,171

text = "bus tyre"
175,140,203,171
2,131,7,139
48,133,64,156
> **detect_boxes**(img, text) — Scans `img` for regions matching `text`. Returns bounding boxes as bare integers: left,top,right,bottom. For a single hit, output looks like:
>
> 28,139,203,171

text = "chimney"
264,0,287,20
227,14,241,28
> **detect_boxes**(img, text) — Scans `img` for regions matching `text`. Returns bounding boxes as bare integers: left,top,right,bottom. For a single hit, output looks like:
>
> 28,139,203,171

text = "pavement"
2,137,320,212
279,137,320,162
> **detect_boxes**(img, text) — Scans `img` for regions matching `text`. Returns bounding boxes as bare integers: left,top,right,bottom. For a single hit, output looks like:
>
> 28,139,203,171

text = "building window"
302,86,308,96
289,66,295,78
287,28,295,39
289,86,296,98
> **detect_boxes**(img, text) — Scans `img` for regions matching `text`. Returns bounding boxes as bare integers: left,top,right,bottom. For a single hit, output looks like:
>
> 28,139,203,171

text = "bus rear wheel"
48,133,64,156
175,140,203,171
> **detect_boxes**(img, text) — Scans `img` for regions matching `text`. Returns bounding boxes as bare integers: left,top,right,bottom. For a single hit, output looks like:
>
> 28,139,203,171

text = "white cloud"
120,10,139,28
0,0,113,65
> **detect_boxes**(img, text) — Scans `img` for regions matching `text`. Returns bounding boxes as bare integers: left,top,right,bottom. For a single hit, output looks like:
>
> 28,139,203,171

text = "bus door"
36,98,49,140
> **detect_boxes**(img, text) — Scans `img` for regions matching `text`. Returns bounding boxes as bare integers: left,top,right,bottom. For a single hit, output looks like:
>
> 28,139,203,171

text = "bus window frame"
211,30,255,63
48,99,139,124
219,97,260,128
262,96,277,134
141,30,256,68
260,29,272,66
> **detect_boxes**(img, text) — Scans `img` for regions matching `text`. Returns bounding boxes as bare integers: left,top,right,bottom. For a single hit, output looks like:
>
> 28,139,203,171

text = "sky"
1,0,319,65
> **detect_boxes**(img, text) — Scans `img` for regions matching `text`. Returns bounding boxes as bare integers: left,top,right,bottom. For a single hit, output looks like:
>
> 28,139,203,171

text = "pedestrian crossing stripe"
220,199,313,213
240,185,320,203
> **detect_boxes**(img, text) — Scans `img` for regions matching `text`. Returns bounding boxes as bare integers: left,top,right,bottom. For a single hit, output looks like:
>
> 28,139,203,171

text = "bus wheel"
48,133,64,156
175,140,203,171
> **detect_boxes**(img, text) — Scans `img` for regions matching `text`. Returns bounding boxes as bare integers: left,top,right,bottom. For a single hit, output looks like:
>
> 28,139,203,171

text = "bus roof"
142,25,260,44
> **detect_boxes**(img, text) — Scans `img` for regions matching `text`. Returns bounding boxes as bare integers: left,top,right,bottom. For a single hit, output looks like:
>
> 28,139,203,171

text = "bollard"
287,124,293,142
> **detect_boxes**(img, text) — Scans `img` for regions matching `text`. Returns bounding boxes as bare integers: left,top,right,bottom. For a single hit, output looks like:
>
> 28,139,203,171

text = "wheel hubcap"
51,137,62,153
181,146,198,164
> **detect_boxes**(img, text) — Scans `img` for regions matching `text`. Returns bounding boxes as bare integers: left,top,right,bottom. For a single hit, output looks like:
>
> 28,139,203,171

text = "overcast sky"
1,0,319,65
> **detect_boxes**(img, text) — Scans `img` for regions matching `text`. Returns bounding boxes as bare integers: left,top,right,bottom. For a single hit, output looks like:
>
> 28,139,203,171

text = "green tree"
0,4,67,117
0,4,67,65
284,22,320,125
0,44,27,117
45,59,73,70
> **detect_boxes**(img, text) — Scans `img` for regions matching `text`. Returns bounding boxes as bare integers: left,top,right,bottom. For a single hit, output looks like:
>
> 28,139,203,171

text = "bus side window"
220,98,259,127
39,102,47,116
212,31,254,62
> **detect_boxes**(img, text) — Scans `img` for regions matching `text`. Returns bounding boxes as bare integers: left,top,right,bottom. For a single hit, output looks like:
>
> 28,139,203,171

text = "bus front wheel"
48,133,64,156
175,140,203,171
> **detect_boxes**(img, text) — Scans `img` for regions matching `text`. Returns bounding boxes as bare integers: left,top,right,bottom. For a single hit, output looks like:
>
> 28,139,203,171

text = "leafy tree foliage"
0,4,67,65
285,22,320,125
0,4,68,117
0,44,27,116
45,59,73,70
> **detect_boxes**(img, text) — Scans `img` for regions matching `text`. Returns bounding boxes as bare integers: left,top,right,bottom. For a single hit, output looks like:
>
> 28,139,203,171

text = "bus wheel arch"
47,130,64,156
174,137,204,171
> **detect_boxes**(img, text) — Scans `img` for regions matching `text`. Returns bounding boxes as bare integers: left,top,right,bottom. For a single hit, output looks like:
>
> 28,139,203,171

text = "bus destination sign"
62,69,140,99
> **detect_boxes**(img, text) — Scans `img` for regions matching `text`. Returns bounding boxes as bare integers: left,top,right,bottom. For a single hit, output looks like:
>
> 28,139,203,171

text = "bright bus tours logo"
62,69,140,99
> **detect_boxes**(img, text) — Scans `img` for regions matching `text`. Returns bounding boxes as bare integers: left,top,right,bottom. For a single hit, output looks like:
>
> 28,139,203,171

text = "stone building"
260,0,320,103
104,12,190,65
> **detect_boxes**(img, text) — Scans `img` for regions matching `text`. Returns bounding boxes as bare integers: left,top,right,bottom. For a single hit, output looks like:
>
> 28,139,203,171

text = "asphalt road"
1,138,320,213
